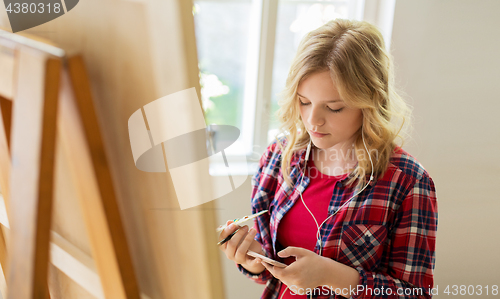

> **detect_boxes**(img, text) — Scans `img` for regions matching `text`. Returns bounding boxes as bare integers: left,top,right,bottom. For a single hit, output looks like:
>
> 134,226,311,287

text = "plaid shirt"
236,138,438,298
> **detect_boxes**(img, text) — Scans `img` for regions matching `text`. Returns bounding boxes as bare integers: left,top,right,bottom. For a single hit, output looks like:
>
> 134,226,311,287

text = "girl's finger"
261,261,274,276
218,222,240,243
225,225,248,261
235,227,257,263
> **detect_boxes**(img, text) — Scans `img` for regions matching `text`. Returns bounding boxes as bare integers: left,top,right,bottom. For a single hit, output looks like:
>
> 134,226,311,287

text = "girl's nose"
307,108,325,127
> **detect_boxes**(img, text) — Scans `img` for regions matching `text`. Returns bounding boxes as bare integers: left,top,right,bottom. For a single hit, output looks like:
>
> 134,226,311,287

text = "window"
193,0,395,173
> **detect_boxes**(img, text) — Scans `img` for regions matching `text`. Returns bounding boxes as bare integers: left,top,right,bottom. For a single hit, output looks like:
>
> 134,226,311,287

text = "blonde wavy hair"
275,19,413,190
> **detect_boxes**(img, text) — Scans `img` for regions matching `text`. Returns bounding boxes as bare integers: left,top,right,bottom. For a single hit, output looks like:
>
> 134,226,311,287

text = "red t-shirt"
276,157,348,298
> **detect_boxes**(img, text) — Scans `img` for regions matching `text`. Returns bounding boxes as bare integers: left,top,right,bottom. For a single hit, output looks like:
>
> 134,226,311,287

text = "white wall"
391,0,500,296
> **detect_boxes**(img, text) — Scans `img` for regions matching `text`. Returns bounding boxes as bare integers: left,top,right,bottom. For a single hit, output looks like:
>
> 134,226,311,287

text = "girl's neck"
312,145,357,176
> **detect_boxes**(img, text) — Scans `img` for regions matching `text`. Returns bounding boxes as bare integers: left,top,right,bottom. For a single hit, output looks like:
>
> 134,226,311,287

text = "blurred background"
0,0,498,298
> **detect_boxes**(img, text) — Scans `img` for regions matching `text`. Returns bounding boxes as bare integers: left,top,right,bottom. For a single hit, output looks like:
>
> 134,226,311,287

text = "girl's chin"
311,136,348,148
311,139,335,149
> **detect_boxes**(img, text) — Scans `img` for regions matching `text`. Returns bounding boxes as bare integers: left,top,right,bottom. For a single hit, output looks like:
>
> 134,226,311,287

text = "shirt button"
337,182,343,187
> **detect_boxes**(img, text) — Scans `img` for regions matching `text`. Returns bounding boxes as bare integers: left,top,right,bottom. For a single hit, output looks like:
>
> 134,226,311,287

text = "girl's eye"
328,107,344,113
299,96,343,113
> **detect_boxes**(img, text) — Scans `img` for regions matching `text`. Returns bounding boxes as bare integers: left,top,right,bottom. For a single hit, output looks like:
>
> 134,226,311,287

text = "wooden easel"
0,29,140,299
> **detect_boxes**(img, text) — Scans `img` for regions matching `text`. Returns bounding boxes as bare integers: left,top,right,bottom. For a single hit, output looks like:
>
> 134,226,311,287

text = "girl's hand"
259,246,332,292
218,220,266,274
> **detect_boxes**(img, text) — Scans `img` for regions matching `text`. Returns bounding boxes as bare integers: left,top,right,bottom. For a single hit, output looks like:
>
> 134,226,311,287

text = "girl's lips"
309,130,329,138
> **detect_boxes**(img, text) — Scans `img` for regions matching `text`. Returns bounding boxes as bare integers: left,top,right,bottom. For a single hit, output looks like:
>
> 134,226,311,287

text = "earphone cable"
279,127,374,299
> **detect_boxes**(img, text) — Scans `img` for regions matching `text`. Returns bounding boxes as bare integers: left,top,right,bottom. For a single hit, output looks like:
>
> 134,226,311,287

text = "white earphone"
279,126,374,299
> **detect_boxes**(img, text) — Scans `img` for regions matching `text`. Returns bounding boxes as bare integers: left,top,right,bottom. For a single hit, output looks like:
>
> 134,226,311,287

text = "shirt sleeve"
352,174,438,298
235,140,281,284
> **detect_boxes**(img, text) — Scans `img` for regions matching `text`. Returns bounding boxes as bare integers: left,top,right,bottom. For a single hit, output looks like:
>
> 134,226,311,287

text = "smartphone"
247,250,287,268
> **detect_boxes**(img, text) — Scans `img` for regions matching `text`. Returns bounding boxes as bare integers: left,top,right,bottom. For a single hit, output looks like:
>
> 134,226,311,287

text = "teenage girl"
218,19,438,299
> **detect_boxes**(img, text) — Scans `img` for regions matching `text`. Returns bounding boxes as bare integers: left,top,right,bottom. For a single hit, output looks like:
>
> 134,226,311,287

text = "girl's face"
297,71,363,152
